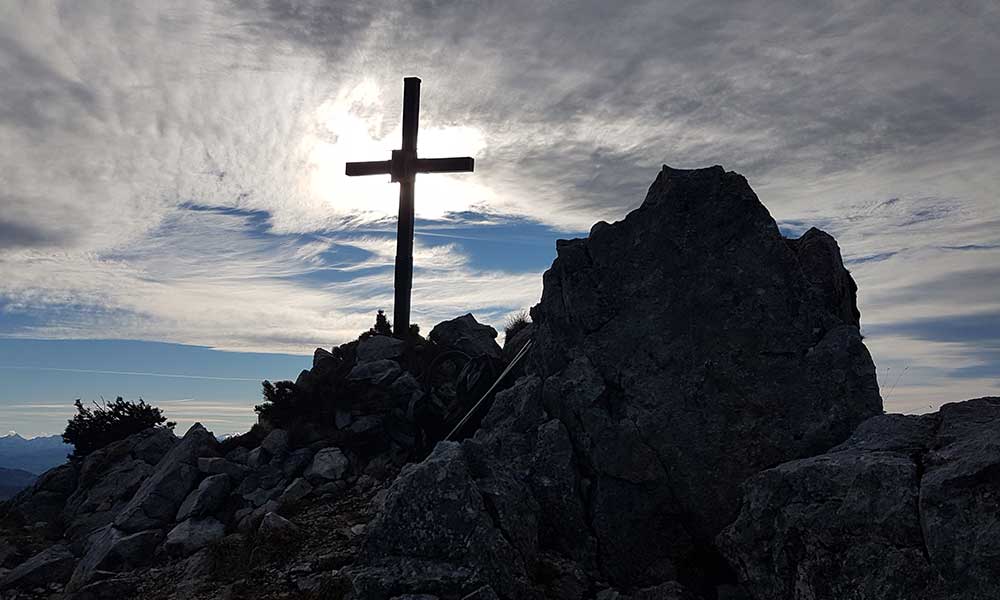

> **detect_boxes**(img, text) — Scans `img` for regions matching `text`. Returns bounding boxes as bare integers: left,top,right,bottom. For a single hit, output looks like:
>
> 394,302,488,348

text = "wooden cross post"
345,77,475,338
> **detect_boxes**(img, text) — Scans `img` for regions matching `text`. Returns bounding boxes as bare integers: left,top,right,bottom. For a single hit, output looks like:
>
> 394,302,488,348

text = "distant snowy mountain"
0,432,72,474
0,466,37,499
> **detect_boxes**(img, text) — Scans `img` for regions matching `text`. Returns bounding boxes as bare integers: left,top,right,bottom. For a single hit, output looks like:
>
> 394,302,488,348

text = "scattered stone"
282,447,315,478
164,517,226,558
260,428,290,456
258,512,299,540
176,474,230,521
304,447,350,482
246,446,269,468
278,477,313,505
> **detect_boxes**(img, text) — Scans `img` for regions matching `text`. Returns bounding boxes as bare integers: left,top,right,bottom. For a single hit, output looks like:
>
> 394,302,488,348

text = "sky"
0,0,997,437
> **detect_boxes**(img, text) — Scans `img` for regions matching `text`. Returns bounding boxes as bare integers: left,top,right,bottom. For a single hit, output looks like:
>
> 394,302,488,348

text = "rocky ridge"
1,165,997,600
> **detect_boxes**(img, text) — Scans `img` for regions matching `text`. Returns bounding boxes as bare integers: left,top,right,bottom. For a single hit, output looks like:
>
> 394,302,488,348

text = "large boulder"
719,397,1000,599
114,423,220,533
4,462,78,527
429,314,502,360
526,165,880,584
350,442,539,599
357,335,407,363
164,517,226,558
0,544,76,591
304,447,350,483
66,526,164,592
355,165,881,596
176,473,230,521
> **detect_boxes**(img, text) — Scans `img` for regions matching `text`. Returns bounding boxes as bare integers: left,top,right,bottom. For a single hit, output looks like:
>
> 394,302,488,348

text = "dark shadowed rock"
114,423,219,533
357,165,881,596
165,517,226,557
260,428,290,456
719,398,1000,599
357,335,406,362
305,447,350,482
4,462,77,526
920,398,1000,595
526,165,881,584
349,359,403,386
198,456,249,481
429,314,502,360
62,427,178,540
0,544,75,590
176,473,230,521
351,442,537,599
67,525,163,592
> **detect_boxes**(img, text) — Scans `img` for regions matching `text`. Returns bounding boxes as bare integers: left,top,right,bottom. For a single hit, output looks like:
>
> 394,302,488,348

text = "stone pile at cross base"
2,165,998,600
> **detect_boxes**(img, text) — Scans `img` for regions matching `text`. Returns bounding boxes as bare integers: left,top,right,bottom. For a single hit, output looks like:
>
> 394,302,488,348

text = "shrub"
359,309,393,340
503,310,531,346
254,380,299,425
63,397,174,458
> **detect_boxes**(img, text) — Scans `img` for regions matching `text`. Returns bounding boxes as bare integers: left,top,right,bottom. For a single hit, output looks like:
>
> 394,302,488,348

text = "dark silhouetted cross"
346,77,475,338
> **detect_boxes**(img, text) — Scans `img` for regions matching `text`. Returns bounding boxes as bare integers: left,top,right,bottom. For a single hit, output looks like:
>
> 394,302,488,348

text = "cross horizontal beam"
345,157,474,179
416,157,474,173
345,160,391,177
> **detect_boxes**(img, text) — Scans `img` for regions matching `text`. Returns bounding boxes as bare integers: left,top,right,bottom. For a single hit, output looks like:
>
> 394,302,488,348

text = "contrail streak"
0,366,261,382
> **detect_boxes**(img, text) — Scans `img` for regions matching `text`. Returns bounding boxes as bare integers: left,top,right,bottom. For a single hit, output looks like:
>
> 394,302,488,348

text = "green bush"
63,397,174,458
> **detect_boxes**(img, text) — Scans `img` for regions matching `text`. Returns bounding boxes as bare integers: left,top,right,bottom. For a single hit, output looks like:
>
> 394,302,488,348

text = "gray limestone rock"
525,165,881,584
66,526,163,592
164,517,226,557
719,398,1000,599
0,544,75,590
355,165,882,595
114,423,219,533
304,447,350,483
176,473,230,521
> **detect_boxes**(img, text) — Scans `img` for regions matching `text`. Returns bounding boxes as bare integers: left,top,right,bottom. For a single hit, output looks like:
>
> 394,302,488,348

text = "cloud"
0,1,997,413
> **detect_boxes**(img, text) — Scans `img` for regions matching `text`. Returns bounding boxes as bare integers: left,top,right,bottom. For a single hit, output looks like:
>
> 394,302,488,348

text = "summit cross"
345,77,475,338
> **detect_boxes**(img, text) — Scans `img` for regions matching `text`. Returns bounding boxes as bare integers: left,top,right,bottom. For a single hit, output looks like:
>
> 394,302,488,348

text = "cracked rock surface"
353,165,882,598
718,397,1000,599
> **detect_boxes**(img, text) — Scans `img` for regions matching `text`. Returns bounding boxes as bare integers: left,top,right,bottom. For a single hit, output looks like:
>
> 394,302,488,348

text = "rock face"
62,427,177,539
352,165,882,596
114,423,219,532
719,397,1000,600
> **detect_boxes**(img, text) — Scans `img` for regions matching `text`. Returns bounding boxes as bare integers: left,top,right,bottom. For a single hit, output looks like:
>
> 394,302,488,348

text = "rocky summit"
2,165,998,600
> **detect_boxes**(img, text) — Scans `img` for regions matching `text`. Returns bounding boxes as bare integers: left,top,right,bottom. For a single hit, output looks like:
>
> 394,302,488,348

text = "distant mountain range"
0,432,73,476
0,466,37,500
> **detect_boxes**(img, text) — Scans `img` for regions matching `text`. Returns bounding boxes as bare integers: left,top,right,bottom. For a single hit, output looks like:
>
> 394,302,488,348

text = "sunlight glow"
305,80,494,222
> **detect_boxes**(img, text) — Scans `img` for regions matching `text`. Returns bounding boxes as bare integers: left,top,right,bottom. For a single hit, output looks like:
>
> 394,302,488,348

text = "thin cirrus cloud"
0,0,997,416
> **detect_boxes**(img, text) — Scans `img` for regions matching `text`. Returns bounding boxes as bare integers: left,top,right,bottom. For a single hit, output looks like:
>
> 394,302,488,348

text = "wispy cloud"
0,1,997,413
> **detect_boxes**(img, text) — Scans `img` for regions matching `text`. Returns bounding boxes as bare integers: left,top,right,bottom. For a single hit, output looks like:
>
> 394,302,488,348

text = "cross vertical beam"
345,77,475,338
393,78,420,340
